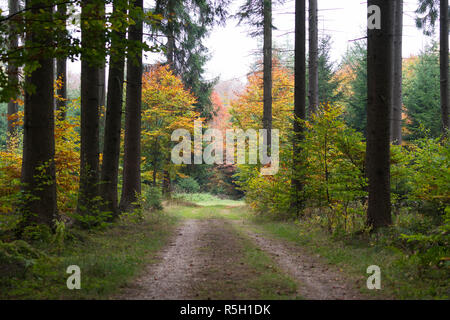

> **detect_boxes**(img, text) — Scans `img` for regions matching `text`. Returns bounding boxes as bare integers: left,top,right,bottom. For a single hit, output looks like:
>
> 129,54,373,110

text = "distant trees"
415,0,449,135
340,42,368,136
404,45,442,140
317,36,342,106
366,0,395,229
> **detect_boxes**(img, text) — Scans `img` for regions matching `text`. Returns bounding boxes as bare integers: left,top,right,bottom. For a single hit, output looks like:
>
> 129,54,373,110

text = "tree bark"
391,0,403,145
263,0,273,149
56,2,67,121
100,0,126,218
77,0,103,219
162,169,171,198
7,0,20,148
440,0,449,135
99,66,106,109
291,0,306,215
308,0,319,115
120,0,143,212
20,0,57,228
366,0,394,229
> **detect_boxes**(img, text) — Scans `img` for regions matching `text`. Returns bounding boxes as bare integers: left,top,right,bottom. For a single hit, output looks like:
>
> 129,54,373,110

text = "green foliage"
68,197,112,229
143,185,163,211
317,36,343,106
340,41,367,135
401,207,450,268
403,44,442,140
408,136,450,214
0,240,48,279
175,176,200,194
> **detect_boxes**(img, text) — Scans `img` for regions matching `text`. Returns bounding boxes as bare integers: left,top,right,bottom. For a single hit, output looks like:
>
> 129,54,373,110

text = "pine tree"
366,0,395,229
120,0,143,212
291,0,306,215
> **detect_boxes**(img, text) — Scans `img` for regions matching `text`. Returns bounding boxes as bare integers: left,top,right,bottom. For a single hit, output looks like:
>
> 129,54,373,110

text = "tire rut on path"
232,220,368,300
117,219,205,299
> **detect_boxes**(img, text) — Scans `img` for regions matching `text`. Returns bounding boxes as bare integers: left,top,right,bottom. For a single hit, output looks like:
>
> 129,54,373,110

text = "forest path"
117,203,367,300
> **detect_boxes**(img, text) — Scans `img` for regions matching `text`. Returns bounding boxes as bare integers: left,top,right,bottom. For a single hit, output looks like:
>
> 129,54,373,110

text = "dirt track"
116,204,369,300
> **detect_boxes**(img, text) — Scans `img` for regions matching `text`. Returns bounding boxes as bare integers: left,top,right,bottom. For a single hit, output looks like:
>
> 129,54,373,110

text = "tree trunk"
7,0,20,148
56,3,67,121
263,0,273,149
100,0,127,218
291,0,306,215
166,0,176,70
391,0,403,145
120,0,143,212
162,169,171,198
77,0,103,219
308,0,319,115
99,66,106,109
366,0,394,229
440,0,449,135
20,0,57,228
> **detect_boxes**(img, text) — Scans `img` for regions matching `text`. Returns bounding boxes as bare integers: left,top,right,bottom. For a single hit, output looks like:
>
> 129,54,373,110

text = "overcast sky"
0,0,438,84
202,0,436,82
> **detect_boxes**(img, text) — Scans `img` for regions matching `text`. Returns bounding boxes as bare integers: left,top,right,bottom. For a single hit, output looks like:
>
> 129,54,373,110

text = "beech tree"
366,0,395,229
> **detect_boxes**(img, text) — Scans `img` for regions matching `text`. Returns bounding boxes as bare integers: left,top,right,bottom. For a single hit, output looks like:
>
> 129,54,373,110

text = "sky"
202,0,436,83
0,0,438,84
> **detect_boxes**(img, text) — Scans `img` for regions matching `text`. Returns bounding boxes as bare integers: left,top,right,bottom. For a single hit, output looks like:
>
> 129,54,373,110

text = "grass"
172,193,245,207
236,228,300,300
173,196,448,300
244,214,450,300
166,198,299,299
0,211,177,299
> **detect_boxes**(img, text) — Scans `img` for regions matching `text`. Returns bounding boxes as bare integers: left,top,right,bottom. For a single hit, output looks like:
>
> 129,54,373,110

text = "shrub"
175,177,200,194
143,186,163,211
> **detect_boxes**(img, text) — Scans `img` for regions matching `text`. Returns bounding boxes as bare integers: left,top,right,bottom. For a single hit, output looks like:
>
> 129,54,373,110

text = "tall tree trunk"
77,0,103,219
7,0,20,148
263,0,273,149
391,0,403,145
291,0,306,215
120,0,143,212
20,0,57,228
366,0,395,229
99,66,106,109
100,0,127,218
166,0,176,70
56,3,67,121
162,169,171,198
308,0,319,115
441,0,449,135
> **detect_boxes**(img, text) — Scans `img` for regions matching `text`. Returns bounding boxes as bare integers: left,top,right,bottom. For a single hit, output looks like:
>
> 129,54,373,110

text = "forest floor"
116,201,377,300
